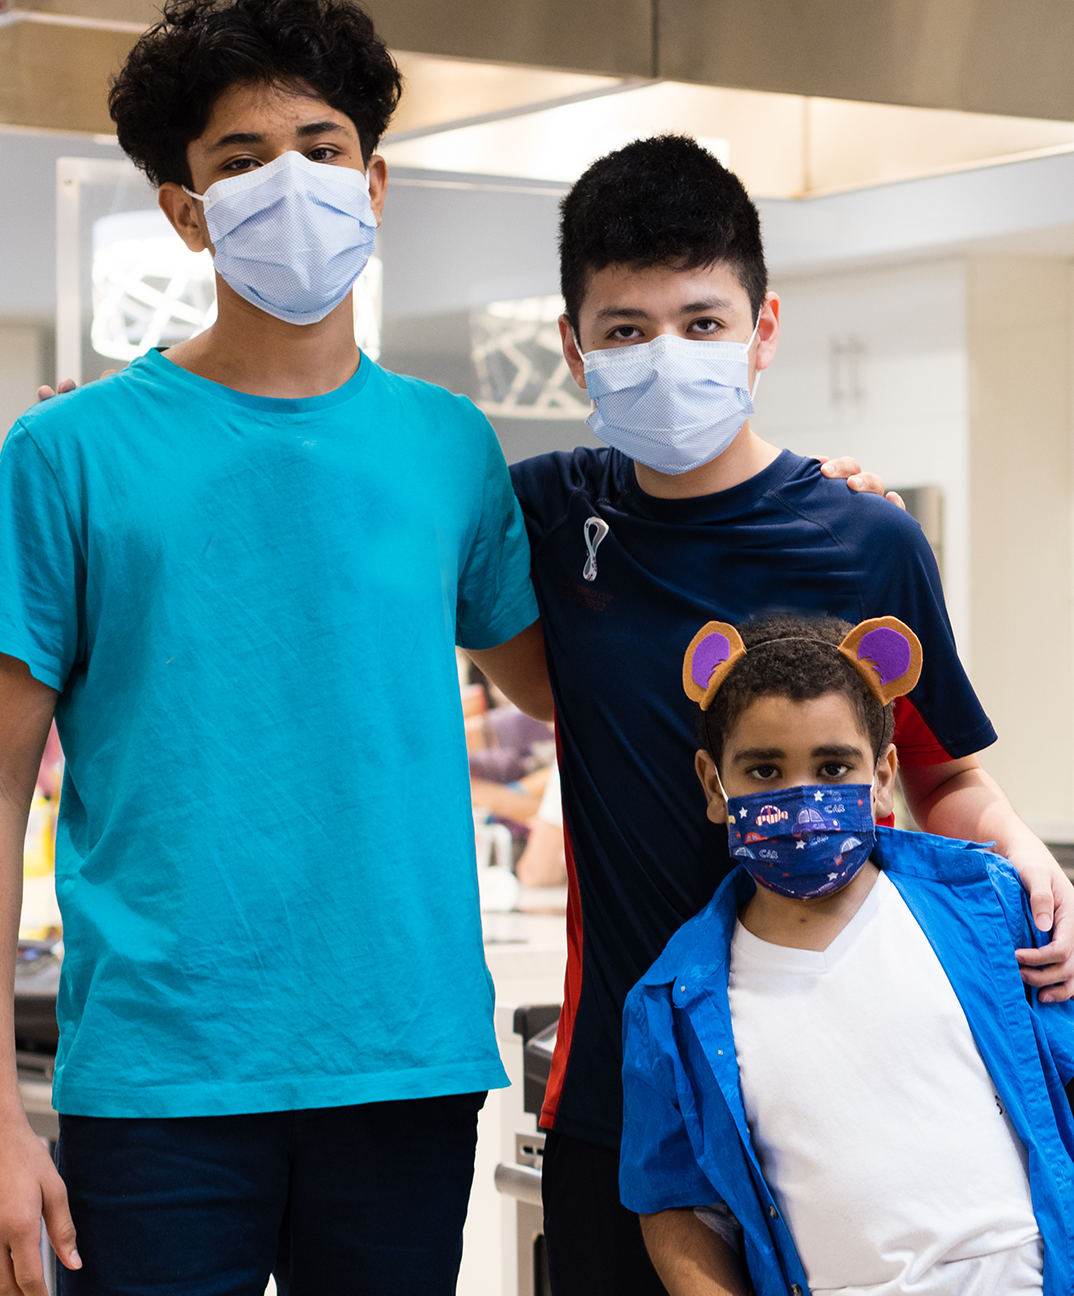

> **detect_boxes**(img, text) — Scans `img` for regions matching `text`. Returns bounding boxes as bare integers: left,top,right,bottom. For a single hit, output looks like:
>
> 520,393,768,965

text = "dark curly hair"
559,134,768,333
109,0,402,188
697,614,896,772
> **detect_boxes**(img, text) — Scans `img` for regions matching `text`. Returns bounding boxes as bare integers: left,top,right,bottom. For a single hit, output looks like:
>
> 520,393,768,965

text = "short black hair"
109,0,402,188
697,614,896,772
559,134,768,332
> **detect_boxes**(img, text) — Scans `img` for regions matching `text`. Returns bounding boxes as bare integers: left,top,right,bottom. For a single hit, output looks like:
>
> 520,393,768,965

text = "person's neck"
161,275,362,399
632,422,782,500
738,862,880,952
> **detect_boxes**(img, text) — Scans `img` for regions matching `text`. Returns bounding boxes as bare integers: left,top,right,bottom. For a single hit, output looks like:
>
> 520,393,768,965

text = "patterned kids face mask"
726,783,877,899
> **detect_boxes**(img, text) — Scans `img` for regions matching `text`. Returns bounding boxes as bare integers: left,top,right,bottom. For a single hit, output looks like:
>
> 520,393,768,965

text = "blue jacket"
620,827,1074,1296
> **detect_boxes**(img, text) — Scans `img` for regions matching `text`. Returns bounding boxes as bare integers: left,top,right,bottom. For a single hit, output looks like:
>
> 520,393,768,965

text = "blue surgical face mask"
726,783,877,899
185,150,377,326
579,319,761,475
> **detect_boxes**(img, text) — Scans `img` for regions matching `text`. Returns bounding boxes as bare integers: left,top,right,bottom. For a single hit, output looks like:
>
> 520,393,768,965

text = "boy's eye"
749,764,780,781
690,318,722,336
820,762,850,779
307,146,340,163
607,325,643,342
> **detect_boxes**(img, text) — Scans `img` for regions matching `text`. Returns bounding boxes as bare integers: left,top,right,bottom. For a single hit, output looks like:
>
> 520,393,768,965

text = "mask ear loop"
748,309,764,400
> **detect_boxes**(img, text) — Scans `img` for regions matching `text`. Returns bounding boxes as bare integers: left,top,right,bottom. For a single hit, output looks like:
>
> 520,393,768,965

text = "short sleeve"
620,988,721,1215
0,424,84,690
864,505,996,761
455,424,539,651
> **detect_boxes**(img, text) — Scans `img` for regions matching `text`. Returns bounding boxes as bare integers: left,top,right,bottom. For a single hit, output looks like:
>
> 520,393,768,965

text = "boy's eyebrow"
730,743,865,763
593,296,735,323
208,121,347,151
731,747,785,763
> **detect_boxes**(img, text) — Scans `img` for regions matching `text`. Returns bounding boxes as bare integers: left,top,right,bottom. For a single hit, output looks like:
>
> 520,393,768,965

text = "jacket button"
791,1286,802,1296
768,1205,777,1218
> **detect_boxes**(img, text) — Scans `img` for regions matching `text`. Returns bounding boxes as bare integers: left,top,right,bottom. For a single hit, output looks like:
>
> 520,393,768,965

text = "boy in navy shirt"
619,613,1074,1296
508,134,1074,1295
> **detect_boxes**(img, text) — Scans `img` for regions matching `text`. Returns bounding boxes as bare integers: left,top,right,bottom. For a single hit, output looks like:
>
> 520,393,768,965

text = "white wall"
0,323,42,442
755,259,972,658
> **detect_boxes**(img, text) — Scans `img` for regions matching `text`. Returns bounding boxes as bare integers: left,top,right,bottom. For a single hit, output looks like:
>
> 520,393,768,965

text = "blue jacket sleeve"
620,984,723,1215
987,855,1074,1084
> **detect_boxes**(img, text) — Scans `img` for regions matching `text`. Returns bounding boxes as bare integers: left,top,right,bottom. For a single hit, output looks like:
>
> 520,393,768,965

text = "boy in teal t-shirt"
0,2,545,1291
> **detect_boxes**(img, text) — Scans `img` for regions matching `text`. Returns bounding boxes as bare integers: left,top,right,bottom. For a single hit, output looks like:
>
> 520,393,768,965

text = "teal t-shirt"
0,349,538,1117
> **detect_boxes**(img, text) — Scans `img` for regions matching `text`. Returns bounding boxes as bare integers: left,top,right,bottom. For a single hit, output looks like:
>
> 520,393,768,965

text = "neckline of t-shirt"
618,447,802,520
138,346,373,413
731,868,887,973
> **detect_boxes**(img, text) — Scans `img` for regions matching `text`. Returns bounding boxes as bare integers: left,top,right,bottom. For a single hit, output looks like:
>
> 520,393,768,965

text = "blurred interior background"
9,5,1074,1288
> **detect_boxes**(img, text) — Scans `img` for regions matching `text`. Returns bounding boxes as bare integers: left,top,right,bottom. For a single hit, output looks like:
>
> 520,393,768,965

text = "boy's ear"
838,616,922,705
872,743,898,823
683,622,747,710
559,315,587,392
695,749,728,824
158,183,212,255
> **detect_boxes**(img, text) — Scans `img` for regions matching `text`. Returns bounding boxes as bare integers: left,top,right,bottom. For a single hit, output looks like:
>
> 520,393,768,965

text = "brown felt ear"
683,622,747,711
838,616,923,705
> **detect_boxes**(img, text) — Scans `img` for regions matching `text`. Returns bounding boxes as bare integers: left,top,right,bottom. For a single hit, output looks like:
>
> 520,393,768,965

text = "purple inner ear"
692,632,731,690
857,626,911,686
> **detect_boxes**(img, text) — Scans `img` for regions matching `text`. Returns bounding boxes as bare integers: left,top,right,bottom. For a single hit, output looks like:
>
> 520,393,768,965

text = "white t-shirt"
727,869,1041,1295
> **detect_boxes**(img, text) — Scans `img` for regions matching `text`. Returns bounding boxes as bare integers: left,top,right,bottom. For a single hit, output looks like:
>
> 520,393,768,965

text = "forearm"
0,654,58,1122
639,1209,749,1296
901,755,1072,961
0,800,27,1126
901,759,1034,854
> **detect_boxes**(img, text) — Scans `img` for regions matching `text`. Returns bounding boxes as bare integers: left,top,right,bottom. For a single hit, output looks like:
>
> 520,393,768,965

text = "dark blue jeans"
55,1091,486,1295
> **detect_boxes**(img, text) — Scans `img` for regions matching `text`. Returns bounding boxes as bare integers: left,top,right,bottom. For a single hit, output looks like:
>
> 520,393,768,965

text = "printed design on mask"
728,784,876,899
582,516,610,582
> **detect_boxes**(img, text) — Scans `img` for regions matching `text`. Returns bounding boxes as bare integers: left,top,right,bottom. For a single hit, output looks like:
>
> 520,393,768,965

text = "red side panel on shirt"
879,696,956,827
540,725,583,1131
893,696,954,767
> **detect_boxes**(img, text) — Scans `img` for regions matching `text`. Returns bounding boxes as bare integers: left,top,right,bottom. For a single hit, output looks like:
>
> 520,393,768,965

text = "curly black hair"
109,0,402,188
697,614,896,772
559,134,768,333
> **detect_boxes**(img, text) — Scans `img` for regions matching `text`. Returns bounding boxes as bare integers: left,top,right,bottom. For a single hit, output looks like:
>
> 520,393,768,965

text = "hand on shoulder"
36,370,118,402
817,455,906,509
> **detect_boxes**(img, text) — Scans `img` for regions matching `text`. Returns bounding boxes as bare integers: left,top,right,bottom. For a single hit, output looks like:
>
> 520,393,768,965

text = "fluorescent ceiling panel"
380,74,1074,198
389,51,619,136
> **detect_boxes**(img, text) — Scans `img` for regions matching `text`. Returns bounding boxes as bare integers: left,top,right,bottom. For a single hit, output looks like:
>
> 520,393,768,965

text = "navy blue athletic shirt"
510,447,997,1151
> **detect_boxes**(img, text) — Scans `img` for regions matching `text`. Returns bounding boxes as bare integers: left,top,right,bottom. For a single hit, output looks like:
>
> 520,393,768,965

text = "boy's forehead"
194,81,358,150
578,259,751,320
728,692,870,751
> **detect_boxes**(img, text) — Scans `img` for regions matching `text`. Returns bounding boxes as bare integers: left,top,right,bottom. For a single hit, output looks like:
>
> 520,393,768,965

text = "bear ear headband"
682,615,923,711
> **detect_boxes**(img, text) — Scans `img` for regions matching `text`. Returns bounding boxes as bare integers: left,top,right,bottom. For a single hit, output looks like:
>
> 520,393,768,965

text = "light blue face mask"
580,319,761,475
185,150,377,326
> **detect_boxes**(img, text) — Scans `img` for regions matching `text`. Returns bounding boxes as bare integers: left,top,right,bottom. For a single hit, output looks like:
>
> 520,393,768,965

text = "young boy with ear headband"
620,613,1074,1296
